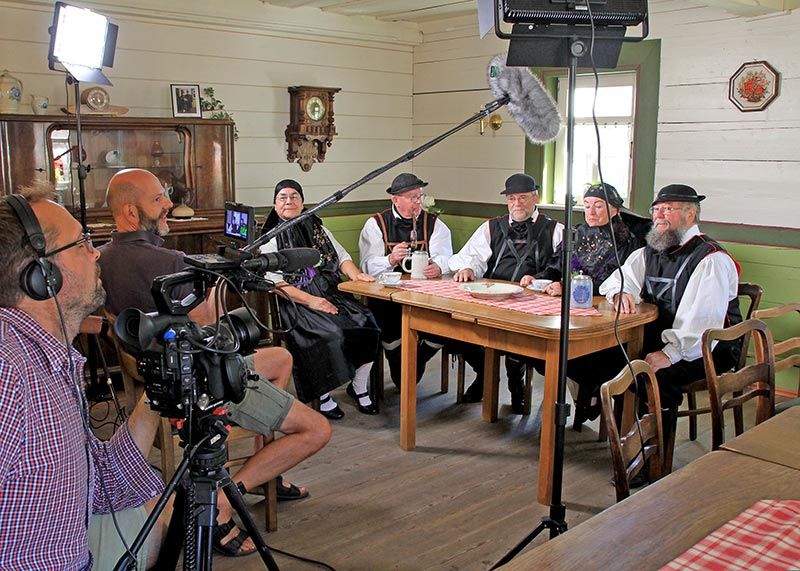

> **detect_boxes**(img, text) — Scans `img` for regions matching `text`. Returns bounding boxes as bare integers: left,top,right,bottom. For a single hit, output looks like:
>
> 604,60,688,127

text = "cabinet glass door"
48,126,192,212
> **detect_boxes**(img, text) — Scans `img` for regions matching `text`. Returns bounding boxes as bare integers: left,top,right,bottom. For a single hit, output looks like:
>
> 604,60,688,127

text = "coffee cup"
401,250,429,279
379,271,402,286
529,278,553,292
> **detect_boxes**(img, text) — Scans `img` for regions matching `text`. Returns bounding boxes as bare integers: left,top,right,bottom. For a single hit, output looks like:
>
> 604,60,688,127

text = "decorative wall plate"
728,61,780,112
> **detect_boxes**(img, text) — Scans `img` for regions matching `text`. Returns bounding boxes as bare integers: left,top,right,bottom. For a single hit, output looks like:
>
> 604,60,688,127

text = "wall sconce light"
479,113,503,135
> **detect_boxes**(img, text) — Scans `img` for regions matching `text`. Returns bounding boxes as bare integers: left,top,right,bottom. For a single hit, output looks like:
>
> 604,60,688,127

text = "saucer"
381,282,402,288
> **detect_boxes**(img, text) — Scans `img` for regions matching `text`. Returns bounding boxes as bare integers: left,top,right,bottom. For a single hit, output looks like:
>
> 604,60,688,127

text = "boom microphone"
242,247,320,274
488,53,562,143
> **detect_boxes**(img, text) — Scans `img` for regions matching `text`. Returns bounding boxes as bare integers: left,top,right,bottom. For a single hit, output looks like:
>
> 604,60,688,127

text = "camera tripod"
114,411,279,571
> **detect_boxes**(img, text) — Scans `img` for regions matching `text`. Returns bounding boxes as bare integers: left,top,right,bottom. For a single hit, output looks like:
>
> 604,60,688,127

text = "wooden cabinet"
0,114,235,250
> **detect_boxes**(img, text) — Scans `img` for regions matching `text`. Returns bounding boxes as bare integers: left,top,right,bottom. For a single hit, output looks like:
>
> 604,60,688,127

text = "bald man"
98,169,331,556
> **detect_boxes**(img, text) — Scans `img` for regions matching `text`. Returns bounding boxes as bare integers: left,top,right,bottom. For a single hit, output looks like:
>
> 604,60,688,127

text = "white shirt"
259,225,351,283
358,207,453,277
448,210,564,278
598,225,739,364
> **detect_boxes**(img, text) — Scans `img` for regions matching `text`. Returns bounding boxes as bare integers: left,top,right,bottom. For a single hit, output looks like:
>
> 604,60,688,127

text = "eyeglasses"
649,205,689,216
45,232,94,257
400,193,425,203
275,193,302,204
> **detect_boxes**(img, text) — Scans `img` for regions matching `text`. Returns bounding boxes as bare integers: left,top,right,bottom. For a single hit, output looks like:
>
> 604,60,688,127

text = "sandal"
276,475,309,501
212,518,256,557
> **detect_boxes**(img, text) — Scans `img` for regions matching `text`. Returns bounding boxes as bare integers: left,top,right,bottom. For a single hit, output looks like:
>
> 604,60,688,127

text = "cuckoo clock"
285,86,341,171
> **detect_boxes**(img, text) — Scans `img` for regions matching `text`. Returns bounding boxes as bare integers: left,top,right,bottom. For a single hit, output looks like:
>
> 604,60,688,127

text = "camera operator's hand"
307,296,338,315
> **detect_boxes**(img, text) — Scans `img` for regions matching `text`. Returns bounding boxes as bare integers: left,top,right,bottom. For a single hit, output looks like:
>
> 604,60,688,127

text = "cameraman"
98,169,331,556
0,185,166,569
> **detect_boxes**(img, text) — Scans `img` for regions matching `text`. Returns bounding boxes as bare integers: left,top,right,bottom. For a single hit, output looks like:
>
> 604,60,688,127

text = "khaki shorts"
88,506,150,571
226,357,294,433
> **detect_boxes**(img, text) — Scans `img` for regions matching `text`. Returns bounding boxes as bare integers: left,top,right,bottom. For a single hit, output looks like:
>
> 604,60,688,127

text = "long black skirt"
280,290,380,403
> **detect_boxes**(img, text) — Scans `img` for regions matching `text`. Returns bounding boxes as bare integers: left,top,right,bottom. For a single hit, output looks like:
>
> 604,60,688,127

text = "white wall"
415,3,800,229
0,0,421,206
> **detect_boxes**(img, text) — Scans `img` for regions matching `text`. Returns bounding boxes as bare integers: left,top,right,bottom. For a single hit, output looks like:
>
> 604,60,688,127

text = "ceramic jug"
0,70,23,113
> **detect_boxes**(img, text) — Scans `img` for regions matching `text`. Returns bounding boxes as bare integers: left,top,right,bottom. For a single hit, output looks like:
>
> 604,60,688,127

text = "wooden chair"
600,360,665,502
702,319,776,450
677,282,763,440
752,303,800,404
103,310,278,531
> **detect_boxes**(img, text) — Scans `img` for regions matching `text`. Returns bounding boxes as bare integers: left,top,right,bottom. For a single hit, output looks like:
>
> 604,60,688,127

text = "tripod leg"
220,475,280,571
191,479,218,571
114,453,192,571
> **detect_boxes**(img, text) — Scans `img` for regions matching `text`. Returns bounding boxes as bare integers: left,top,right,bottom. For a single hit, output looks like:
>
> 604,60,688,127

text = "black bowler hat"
652,184,705,206
583,182,624,208
387,173,428,195
500,173,540,195
274,179,303,201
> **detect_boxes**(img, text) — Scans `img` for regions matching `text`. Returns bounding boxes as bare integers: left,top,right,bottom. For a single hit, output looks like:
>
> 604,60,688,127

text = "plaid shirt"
0,307,164,570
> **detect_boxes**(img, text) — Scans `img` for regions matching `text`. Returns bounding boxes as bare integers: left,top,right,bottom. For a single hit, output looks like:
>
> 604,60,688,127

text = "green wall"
313,208,798,395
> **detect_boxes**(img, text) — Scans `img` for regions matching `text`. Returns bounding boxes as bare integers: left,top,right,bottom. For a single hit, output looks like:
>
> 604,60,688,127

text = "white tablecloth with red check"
660,499,800,571
395,280,601,316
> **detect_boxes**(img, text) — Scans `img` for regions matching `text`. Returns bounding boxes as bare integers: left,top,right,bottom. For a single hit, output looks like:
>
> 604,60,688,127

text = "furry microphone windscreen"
488,54,562,144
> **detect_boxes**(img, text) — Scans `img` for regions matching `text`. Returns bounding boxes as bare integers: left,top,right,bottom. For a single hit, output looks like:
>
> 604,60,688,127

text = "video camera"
114,213,319,419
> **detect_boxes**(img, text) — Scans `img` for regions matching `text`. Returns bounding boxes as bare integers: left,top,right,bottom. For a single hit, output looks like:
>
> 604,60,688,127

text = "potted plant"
200,87,239,141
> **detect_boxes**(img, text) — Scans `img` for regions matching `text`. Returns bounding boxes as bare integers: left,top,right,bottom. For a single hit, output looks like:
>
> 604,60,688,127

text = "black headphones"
5,194,63,301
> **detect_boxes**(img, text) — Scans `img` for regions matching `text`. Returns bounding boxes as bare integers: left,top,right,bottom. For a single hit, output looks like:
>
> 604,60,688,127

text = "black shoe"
629,469,650,489
510,392,525,415
462,380,484,403
319,395,345,420
346,383,379,415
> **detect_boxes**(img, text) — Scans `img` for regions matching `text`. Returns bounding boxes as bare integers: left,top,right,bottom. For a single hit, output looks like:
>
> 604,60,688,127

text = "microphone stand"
490,39,584,569
245,96,509,253
66,73,90,231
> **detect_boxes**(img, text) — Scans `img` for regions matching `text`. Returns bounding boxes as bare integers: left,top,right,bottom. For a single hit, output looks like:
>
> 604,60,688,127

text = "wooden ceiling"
262,0,477,22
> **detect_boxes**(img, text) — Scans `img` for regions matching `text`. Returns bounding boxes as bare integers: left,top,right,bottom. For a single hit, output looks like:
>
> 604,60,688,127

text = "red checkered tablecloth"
395,280,601,316
660,499,800,571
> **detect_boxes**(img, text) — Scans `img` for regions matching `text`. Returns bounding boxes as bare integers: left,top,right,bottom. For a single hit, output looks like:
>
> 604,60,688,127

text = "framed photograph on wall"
728,61,780,112
170,84,202,118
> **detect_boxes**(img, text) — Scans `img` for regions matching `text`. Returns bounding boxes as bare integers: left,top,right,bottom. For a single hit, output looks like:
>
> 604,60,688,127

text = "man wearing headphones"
0,183,165,569
98,169,331,556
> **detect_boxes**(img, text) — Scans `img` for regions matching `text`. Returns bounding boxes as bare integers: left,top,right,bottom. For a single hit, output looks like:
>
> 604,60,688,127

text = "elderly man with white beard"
573,185,743,441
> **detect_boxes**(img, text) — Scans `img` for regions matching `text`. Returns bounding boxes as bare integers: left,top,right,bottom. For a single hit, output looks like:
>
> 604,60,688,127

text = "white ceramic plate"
460,282,523,300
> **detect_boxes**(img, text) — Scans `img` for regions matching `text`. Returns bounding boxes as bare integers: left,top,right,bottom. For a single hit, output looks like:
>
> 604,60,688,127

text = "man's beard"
137,206,168,236
61,268,107,326
646,226,681,252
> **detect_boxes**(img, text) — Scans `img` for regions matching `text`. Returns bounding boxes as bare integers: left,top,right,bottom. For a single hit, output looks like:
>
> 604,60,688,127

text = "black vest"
642,234,742,357
373,208,438,271
485,214,558,282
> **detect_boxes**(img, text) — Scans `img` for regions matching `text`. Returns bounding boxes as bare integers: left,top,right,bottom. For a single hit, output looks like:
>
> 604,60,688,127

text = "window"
552,71,637,205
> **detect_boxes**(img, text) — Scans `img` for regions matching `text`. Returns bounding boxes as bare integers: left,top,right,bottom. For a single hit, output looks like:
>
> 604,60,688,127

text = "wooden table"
339,278,657,504
720,405,800,470
499,451,800,570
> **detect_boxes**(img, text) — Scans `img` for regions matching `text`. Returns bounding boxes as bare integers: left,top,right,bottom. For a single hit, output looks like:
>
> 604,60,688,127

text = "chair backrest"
735,283,764,369
702,318,776,450
752,303,800,376
101,308,146,415
600,360,665,502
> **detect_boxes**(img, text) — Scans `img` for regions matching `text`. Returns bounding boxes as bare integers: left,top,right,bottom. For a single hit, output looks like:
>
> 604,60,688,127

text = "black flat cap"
387,173,428,195
652,184,705,205
584,182,624,208
501,173,540,195
274,179,303,200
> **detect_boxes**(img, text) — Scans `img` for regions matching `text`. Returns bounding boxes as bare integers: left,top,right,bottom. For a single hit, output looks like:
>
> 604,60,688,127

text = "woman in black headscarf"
260,179,380,419
519,183,649,425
